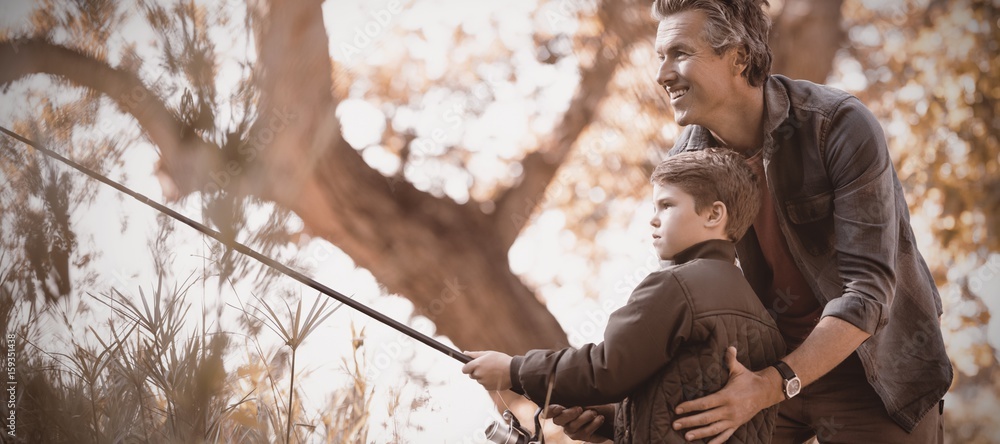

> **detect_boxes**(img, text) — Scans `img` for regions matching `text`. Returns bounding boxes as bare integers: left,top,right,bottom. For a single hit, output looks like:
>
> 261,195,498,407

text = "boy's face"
650,183,715,260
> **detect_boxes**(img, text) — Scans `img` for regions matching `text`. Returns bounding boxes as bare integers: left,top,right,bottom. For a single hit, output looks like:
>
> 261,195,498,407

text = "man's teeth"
671,89,688,99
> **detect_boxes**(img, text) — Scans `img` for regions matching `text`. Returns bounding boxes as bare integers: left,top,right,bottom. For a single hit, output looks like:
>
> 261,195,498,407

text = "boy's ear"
704,201,727,229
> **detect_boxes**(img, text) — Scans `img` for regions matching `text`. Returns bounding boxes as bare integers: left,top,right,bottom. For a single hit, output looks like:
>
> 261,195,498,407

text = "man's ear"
730,46,749,76
704,201,727,229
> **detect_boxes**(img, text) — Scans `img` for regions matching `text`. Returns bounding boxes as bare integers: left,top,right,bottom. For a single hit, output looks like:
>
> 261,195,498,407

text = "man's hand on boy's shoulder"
462,351,513,391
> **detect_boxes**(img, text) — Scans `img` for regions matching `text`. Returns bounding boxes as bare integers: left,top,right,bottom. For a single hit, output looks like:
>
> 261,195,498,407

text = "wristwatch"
771,361,801,399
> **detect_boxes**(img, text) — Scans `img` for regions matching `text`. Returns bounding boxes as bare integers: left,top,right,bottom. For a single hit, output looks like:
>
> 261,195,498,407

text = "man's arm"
780,317,870,388
671,317,869,443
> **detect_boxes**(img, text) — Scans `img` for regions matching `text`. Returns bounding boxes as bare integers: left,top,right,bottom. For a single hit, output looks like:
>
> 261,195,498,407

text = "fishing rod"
2,125,561,443
0,125,471,364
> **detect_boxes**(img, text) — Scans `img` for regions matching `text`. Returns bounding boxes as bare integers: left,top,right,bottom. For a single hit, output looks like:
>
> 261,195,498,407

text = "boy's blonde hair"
650,148,760,241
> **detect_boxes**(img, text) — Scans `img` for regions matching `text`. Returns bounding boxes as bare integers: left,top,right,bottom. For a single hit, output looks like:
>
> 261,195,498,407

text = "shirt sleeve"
820,97,895,335
510,270,694,406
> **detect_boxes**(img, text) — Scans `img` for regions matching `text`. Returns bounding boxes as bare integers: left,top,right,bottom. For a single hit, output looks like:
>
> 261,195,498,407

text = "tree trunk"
770,0,845,83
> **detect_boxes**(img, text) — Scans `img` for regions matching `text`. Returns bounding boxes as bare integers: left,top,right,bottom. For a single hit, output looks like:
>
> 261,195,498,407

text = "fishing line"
0,125,471,364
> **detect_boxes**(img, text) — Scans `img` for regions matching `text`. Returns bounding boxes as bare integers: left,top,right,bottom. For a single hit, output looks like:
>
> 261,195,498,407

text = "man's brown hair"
651,0,772,87
650,148,760,241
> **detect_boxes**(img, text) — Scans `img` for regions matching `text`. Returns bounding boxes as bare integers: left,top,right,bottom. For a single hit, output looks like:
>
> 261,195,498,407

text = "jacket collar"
761,75,791,159
672,239,737,265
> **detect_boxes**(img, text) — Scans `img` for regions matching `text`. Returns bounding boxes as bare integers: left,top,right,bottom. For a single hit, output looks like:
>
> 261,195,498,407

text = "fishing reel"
484,352,563,444
484,408,544,444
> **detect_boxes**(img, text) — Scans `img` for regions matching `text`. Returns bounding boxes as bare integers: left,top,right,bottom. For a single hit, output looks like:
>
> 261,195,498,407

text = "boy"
462,149,785,443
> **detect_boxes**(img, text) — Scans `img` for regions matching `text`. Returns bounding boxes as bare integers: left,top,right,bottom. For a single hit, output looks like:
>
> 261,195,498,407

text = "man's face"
650,183,710,260
655,10,744,127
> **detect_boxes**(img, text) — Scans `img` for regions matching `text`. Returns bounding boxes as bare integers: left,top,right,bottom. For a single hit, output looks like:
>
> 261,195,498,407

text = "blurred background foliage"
0,0,997,442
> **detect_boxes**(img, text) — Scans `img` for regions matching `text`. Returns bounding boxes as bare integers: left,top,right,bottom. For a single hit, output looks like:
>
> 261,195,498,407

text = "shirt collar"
763,75,791,135
761,75,791,158
671,239,737,265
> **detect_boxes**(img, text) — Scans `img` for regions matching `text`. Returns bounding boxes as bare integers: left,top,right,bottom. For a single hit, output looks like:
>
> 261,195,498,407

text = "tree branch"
493,1,653,248
0,38,223,198
240,0,488,235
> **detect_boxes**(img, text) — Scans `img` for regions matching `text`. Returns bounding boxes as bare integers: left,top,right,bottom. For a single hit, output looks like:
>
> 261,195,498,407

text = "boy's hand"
461,351,513,391
545,404,611,442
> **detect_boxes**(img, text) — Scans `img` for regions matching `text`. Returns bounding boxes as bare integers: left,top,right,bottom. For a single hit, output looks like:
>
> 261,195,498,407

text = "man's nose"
656,60,676,88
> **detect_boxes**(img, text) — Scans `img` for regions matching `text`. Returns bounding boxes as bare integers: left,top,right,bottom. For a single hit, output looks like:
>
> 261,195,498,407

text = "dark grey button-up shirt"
669,75,953,432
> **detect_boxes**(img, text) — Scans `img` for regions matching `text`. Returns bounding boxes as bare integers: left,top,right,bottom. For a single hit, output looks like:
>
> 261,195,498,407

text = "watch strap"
772,361,796,381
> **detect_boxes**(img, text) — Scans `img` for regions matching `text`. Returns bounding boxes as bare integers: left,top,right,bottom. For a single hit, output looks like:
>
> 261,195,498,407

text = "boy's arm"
512,270,693,406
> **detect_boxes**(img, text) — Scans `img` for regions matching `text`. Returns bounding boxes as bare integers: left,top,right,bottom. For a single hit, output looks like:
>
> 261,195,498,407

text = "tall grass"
1,264,373,444
229,287,341,443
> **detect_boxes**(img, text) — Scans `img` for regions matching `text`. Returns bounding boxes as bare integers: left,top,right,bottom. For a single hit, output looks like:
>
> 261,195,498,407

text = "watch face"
787,378,802,397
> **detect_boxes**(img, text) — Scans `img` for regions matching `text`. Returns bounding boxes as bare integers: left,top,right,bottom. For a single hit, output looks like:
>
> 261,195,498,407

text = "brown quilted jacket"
510,239,786,443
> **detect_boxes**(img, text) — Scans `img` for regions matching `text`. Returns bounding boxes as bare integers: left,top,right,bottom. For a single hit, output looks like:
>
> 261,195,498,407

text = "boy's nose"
650,216,659,227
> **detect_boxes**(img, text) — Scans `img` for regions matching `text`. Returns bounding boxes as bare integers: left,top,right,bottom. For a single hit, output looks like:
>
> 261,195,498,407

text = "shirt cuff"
509,355,526,396
821,293,885,335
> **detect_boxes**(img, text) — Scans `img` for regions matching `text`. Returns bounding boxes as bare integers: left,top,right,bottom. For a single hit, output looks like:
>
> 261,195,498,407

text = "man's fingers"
673,408,724,431
464,351,486,358
707,427,736,444
682,420,732,442
675,392,724,415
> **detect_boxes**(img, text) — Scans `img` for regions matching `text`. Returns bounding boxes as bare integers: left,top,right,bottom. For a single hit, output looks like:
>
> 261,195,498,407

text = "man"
551,1,952,442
